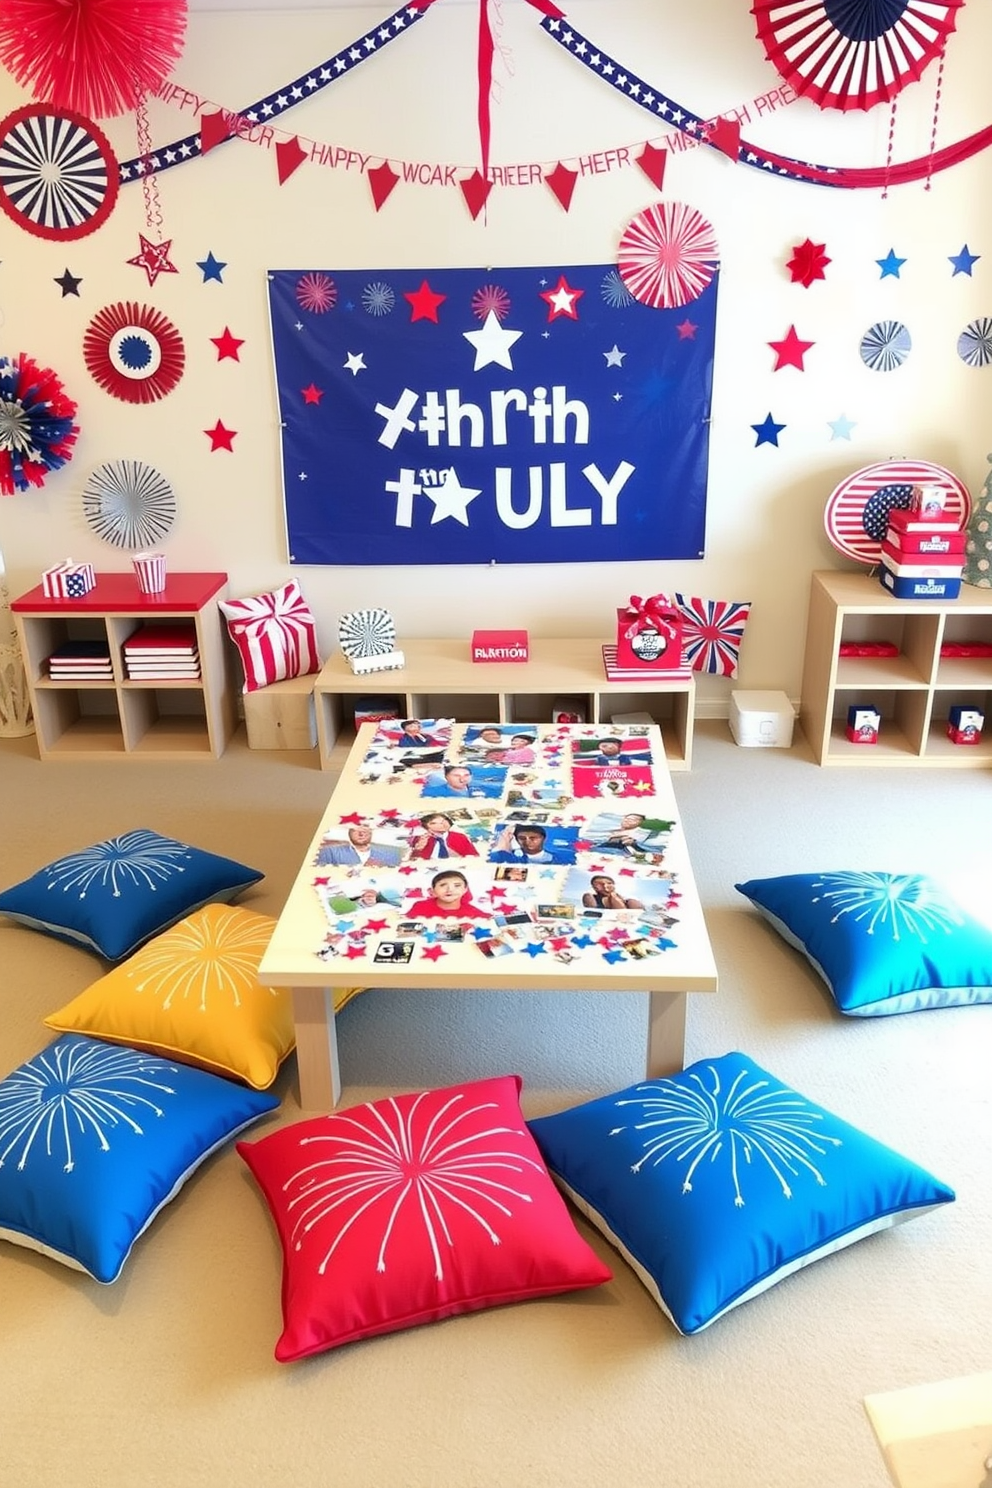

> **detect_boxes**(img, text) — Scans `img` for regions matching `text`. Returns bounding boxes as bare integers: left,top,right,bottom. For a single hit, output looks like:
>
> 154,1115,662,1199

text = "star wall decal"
949,245,980,276
877,249,906,279
463,310,523,371
540,274,584,321
205,420,237,451
210,327,245,360
752,412,785,447
768,325,814,370
127,233,178,285
786,238,830,287
404,278,446,322
828,413,856,441
54,268,82,297
197,251,226,282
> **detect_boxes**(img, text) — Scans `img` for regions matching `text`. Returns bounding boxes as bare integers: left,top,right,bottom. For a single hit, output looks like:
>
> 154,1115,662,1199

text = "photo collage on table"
313,722,679,967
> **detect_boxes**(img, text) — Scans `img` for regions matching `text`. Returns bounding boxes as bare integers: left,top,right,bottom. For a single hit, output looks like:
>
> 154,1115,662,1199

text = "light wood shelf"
313,638,695,771
799,570,992,767
11,573,236,762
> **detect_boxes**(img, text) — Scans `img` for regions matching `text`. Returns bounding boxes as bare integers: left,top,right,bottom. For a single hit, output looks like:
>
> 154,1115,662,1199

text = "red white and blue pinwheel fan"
751,0,963,112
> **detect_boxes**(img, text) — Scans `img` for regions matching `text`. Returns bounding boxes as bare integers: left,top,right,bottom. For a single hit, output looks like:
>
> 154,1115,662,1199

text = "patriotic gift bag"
674,595,752,678
615,593,684,670
220,579,321,692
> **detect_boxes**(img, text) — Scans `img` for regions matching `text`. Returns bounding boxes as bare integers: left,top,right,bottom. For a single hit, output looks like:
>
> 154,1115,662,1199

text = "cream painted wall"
0,0,989,713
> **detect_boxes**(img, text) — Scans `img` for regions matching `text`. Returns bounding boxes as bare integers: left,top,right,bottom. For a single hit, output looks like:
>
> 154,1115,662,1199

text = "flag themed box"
879,543,964,579
41,561,95,599
947,706,984,745
884,527,966,556
846,705,880,744
879,567,962,600
887,507,962,535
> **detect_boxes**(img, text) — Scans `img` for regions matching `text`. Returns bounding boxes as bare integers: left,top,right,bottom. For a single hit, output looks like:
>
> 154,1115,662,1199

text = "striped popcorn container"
132,550,167,595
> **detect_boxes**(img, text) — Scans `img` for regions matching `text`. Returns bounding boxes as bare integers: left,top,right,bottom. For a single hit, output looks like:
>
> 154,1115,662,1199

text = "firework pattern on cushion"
82,459,176,549
0,104,119,241
0,0,188,121
83,302,185,403
617,201,720,309
673,594,752,677
0,353,79,496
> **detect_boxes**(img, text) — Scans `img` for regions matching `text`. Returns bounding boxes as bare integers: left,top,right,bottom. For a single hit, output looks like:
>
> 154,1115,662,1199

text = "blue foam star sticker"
571,934,596,949
602,948,627,964
876,250,906,279
522,940,547,958
751,413,785,448
828,413,856,441
949,245,980,277
197,251,227,283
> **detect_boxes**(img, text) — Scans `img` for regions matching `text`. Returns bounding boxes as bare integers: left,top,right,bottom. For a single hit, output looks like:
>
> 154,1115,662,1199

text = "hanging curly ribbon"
623,593,671,639
134,94,165,239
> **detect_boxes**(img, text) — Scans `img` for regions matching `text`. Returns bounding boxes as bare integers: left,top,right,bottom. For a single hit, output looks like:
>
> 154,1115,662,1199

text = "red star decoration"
301,384,324,405
344,944,367,960
421,945,447,961
126,234,178,286
378,808,402,820
339,812,366,825
540,274,584,322
364,919,390,934
787,238,831,287
210,327,244,361
205,421,236,452
769,325,815,371
404,279,446,323
676,320,698,340
549,937,572,952
545,162,578,211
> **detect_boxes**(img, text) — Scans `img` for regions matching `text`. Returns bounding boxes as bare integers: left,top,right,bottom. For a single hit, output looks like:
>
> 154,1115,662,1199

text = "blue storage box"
879,565,962,600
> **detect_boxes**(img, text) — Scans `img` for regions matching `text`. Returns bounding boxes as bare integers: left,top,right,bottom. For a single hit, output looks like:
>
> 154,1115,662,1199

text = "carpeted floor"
0,721,989,1488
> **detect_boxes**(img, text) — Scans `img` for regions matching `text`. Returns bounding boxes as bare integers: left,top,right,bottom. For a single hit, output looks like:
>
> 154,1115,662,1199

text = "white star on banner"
463,310,523,371
604,345,626,367
427,469,482,526
344,351,366,375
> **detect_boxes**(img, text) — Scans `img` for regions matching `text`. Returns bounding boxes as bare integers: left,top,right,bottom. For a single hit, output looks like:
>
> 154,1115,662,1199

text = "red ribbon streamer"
476,0,565,192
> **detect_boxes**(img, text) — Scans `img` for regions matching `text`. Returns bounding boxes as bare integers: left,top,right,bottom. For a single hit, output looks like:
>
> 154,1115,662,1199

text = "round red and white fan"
824,459,970,565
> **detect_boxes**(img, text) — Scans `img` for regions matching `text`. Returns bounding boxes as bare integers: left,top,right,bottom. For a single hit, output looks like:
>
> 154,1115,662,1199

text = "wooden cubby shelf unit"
11,572,236,762
313,638,696,770
799,569,992,767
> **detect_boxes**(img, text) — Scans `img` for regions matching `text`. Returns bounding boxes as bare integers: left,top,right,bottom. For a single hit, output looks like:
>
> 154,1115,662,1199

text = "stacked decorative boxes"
878,490,966,600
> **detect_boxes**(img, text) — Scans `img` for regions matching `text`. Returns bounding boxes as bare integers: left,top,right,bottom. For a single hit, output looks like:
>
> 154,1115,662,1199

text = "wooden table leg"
291,986,342,1110
646,989,688,1079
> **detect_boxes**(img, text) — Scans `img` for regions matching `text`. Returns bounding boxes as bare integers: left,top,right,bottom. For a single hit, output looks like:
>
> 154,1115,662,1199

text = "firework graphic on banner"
283,1086,547,1277
957,318,992,369
860,319,912,371
609,1063,841,1204
0,103,119,241
600,269,635,308
0,1038,177,1172
810,872,964,941
295,273,337,313
361,281,395,317
618,201,720,310
43,830,195,900
673,594,752,677
0,352,79,496
83,302,185,403
82,459,176,549
121,907,276,1014
823,458,970,565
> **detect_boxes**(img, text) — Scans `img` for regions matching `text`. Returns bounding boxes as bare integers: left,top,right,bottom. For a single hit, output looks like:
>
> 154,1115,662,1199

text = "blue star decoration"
828,413,856,441
752,413,785,448
949,245,980,277
602,948,628,965
876,250,906,279
522,941,547,958
197,251,227,283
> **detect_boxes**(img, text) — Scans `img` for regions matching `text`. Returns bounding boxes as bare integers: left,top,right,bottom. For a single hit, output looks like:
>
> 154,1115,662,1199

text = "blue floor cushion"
0,828,263,961
735,871,992,1015
528,1051,954,1335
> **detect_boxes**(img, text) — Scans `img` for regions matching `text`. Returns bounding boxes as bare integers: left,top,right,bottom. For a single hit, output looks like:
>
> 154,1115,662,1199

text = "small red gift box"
471,630,529,663
615,594,684,670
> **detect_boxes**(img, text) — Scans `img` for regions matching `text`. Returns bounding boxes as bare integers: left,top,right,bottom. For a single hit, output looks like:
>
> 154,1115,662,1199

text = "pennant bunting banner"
268,262,718,566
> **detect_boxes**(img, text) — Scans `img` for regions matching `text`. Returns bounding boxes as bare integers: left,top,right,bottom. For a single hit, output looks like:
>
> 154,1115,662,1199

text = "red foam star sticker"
339,812,366,825
540,274,584,322
676,319,698,340
769,325,815,371
404,279,446,323
398,864,419,875
787,239,831,287
344,944,367,960
364,919,390,934
421,944,447,961
205,420,236,451
127,234,178,286
301,383,324,405
378,808,402,820
211,327,244,361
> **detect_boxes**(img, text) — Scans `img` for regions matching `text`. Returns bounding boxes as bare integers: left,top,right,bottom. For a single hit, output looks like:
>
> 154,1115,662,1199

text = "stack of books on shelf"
123,624,201,681
879,506,967,600
47,639,113,681
601,644,692,682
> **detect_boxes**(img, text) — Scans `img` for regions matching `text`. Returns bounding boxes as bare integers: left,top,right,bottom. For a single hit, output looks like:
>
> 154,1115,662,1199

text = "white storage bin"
729,689,795,748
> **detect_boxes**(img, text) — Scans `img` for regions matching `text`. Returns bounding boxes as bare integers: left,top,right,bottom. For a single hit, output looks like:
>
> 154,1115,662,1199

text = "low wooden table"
259,722,717,1109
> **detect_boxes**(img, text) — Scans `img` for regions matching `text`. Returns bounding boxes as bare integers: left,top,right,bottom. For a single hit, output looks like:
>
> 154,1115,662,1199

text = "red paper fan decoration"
83,302,185,404
0,0,188,121
618,202,720,310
